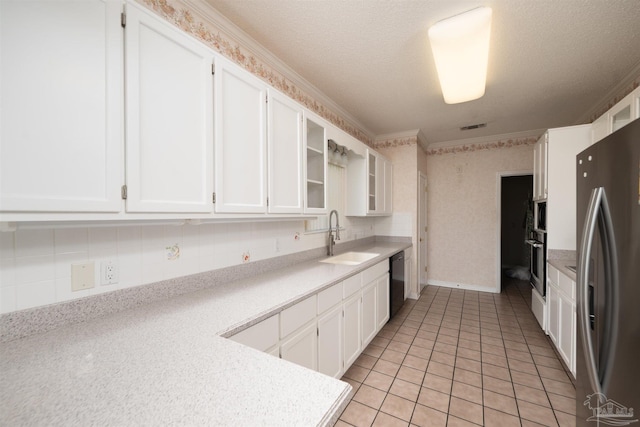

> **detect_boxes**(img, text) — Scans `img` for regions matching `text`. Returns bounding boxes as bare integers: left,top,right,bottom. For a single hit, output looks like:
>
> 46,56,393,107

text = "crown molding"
576,60,640,124
181,0,375,142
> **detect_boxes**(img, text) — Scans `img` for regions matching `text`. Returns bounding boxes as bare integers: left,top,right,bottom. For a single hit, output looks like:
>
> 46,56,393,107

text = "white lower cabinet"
227,258,394,378
280,321,318,371
546,263,577,378
343,292,362,370
362,280,377,348
317,304,343,378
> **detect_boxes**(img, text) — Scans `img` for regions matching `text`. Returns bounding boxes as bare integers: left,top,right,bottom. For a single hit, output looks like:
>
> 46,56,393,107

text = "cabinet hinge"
121,12,126,28
121,185,127,200
212,192,216,204
211,63,215,75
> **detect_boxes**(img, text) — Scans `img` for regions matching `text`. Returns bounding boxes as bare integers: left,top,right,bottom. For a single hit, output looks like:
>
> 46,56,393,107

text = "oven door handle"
525,239,544,249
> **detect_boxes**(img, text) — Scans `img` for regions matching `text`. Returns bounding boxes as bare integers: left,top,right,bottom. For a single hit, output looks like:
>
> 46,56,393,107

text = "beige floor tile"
363,344,385,358
481,328,502,339
541,376,576,397
511,370,544,390
427,361,454,379
430,351,456,367
446,415,480,426
482,375,515,397
343,377,362,399
451,381,483,405
517,399,559,426
536,364,571,383
377,328,396,340
434,341,458,355
394,332,416,344
353,384,387,410
422,372,453,394
437,334,458,346
411,404,447,427
408,345,432,360
417,386,450,413
482,363,511,381
371,336,391,349
344,365,370,383
458,339,481,352
532,352,565,369
440,327,460,338
508,358,538,375
483,389,518,415
555,409,576,427
457,347,481,361
448,396,483,425
481,353,508,367
354,353,378,370
381,348,408,365
547,391,577,415
506,347,534,363
482,336,505,348
528,344,557,357
404,354,430,371
373,358,401,377
396,365,426,385
364,370,395,392
398,326,419,338
453,368,482,388
455,357,481,374
413,337,436,350
373,411,410,427
380,394,416,422
514,383,552,407
482,343,506,357
390,378,421,402
459,331,480,342
388,340,412,354
483,407,521,427
416,330,437,341
503,339,529,351
340,400,378,427
334,420,352,427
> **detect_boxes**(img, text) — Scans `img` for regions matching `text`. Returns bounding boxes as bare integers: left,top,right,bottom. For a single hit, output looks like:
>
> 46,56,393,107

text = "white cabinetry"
214,57,267,213
592,86,640,144
546,264,576,378
124,2,214,213
346,149,392,216
546,125,591,250
376,274,390,330
0,0,123,213
304,113,327,213
267,90,303,214
343,292,362,370
280,321,318,371
532,134,548,201
361,280,377,347
317,304,343,378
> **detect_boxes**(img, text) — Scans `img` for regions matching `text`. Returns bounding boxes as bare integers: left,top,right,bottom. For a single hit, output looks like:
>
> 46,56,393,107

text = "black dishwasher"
389,252,405,319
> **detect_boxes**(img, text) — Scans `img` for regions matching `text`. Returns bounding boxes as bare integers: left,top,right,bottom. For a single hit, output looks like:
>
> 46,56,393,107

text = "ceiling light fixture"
428,7,492,104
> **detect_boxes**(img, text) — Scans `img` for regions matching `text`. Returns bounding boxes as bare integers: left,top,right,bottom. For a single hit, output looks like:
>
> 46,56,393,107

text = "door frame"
418,172,428,293
496,170,533,293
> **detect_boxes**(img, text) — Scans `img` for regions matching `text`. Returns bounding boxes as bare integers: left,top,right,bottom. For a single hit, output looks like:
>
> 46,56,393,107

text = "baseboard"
427,279,500,294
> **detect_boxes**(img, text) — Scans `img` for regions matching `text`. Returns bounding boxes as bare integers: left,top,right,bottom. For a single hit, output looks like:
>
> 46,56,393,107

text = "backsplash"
0,217,377,314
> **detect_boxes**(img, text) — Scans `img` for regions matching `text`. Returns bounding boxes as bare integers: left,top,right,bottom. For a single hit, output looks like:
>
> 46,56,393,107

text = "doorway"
418,172,427,294
499,174,533,291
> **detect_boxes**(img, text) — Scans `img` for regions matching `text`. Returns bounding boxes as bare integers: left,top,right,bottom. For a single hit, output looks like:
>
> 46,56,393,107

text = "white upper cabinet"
303,112,328,214
124,2,214,213
0,0,123,213
591,86,640,144
532,133,548,201
346,148,392,216
214,57,268,213
267,90,303,214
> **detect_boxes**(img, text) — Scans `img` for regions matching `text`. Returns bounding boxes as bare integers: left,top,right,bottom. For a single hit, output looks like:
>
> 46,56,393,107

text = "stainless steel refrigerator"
576,117,640,426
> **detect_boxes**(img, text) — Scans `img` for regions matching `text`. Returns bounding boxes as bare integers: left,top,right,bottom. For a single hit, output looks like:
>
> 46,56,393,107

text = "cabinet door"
367,151,377,213
540,135,548,199
609,92,633,134
304,114,327,213
547,284,559,345
268,90,303,213
558,295,574,370
362,280,377,347
214,58,267,213
280,321,318,371
533,142,540,200
1,0,123,213
343,292,362,370
125,3,213,213
318,304,343,378
376,274,390,331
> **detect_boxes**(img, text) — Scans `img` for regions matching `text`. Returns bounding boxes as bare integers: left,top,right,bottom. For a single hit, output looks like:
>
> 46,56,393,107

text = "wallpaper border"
425,136,538,156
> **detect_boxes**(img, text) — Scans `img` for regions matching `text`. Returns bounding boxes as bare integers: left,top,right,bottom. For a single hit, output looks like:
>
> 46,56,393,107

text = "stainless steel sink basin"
319,251,380,265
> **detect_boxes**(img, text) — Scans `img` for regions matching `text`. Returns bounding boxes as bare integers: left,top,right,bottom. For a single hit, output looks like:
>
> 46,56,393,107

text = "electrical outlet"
101,260,119,285
71,262,95,291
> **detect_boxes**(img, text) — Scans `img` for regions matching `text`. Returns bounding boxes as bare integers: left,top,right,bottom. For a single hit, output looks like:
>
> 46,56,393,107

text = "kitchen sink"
319,251,380,265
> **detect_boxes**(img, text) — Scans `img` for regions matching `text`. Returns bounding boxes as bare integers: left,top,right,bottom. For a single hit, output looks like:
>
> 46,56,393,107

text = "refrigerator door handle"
578,187,603,396
578,187,619,395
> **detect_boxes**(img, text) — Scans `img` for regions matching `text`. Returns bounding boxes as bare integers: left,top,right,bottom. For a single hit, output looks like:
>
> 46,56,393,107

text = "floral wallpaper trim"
425,136,538,156
588,75,640,123
140,0,373,147
373,136,418,149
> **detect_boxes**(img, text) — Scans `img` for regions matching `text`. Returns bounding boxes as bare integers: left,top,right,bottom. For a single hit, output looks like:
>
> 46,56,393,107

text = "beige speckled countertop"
0,241,409,426
548,250,577,281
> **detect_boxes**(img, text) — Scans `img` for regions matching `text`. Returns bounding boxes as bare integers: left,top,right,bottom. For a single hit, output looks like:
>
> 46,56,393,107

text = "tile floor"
337,279,576,427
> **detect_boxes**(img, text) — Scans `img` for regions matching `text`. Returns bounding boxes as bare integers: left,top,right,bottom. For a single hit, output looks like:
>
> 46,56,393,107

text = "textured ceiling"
205,0,640,144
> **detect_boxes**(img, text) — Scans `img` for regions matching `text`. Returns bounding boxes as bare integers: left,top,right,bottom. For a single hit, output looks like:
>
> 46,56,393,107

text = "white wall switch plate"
101,260,119,285
71,262,95,291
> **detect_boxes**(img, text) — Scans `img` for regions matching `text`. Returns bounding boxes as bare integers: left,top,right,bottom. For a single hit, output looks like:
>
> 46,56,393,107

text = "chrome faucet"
327,209,340,256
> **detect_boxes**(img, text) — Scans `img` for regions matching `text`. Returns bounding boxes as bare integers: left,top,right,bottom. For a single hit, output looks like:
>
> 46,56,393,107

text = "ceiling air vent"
460,123,487,131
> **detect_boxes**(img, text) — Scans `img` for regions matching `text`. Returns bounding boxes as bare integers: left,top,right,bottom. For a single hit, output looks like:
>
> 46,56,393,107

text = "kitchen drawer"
229,315,279,352
558,271,575,301
362,260,388,284
280,295,317,338
343,273,362,298
317,282,342,314
547,263,559,286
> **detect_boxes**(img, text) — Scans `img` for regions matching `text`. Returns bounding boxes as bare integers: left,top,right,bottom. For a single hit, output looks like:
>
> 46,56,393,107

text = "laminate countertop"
0,241,410,426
